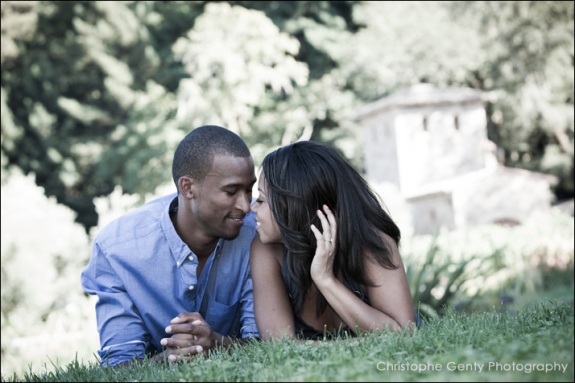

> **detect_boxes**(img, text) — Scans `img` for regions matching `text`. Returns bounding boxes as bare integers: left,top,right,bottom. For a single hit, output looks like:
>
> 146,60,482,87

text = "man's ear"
177,176,195,198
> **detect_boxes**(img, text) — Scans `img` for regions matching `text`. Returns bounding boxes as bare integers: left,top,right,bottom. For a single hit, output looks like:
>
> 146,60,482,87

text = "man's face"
190,155,256,240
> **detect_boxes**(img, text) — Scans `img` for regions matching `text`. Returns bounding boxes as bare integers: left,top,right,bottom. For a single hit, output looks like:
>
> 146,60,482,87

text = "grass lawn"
4,298,572,382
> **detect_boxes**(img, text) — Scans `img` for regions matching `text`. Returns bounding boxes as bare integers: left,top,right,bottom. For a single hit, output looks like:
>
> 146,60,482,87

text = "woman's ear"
177,176,195,198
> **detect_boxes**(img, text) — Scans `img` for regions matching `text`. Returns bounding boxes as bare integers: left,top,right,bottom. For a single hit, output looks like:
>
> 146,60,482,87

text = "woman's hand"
310,204,337,286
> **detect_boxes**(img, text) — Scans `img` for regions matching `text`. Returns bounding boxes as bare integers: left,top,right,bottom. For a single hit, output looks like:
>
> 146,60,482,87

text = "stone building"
354,83,557,235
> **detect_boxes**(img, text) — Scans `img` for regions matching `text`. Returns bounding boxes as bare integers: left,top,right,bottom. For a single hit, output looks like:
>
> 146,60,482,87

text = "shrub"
402,208,574,318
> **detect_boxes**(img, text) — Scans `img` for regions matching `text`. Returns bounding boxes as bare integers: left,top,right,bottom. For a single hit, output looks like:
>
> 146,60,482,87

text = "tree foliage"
1,1,186,231
453,1,574,200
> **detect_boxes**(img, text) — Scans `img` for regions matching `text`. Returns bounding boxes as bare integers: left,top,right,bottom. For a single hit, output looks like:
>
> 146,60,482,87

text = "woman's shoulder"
360,230,403,269
250,234,283,263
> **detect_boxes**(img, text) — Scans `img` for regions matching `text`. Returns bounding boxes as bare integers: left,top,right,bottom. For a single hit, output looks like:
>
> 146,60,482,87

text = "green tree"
453,1,574,201
170,3,309,156
1,1,191,232
243,1,364,164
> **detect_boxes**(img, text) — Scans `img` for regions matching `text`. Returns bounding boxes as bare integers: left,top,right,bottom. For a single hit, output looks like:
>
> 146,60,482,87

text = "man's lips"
228,216,244,223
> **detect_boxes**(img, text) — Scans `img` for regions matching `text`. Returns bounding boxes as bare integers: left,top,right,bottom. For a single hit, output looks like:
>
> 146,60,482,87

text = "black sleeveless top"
281,254,370,340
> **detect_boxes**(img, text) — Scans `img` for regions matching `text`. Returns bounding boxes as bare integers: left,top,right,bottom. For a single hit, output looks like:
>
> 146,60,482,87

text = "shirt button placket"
187,253,196,292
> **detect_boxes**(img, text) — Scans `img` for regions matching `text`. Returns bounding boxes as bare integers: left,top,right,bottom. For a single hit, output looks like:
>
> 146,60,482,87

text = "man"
81,125,259,367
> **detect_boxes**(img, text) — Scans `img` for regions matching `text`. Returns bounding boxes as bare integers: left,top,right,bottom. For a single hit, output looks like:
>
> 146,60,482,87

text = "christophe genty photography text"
376,361,569,374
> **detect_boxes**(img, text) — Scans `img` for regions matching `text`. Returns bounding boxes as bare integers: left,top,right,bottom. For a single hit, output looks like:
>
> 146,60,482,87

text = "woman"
250,140,415,341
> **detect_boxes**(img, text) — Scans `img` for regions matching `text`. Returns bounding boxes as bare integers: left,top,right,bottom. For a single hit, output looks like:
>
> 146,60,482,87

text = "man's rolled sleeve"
81,242,150,367
97,340,147,367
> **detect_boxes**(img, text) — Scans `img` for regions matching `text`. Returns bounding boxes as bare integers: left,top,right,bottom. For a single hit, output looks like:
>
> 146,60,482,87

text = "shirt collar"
161,195,224,267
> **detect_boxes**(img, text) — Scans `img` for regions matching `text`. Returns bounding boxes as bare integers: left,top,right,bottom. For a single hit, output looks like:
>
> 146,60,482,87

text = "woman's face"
251,171,282,244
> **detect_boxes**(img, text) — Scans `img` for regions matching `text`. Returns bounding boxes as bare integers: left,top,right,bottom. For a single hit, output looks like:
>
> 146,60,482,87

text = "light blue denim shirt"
81,193,259,367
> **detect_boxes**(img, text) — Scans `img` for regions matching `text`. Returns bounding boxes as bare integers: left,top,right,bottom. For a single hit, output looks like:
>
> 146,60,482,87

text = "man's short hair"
172,125,251,186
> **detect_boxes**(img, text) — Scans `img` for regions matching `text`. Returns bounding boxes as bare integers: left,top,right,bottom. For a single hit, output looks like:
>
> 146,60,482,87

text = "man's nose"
237,193,251,214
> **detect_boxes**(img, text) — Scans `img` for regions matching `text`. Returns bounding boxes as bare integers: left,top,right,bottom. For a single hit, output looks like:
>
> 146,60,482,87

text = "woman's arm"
315,236,415,333
363,235,416,330
250,234,296,340
311,206,415,334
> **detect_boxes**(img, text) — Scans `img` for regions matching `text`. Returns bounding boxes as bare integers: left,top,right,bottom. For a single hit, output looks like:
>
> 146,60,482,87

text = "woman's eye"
255,199,264,204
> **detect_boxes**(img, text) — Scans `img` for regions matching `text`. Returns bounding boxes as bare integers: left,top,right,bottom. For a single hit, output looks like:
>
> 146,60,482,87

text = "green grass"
3,299,573,382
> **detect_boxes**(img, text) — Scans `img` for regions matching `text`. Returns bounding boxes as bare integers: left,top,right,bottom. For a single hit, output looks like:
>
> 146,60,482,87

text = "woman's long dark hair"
261,140,401,317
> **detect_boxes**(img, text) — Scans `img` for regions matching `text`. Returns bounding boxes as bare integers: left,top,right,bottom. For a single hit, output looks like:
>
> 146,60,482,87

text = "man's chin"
220,230,241,241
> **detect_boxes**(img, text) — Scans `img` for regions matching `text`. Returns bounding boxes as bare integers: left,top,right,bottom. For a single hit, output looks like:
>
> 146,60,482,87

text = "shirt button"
176,261,181,267
188,285,195,290
188,255,194,262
